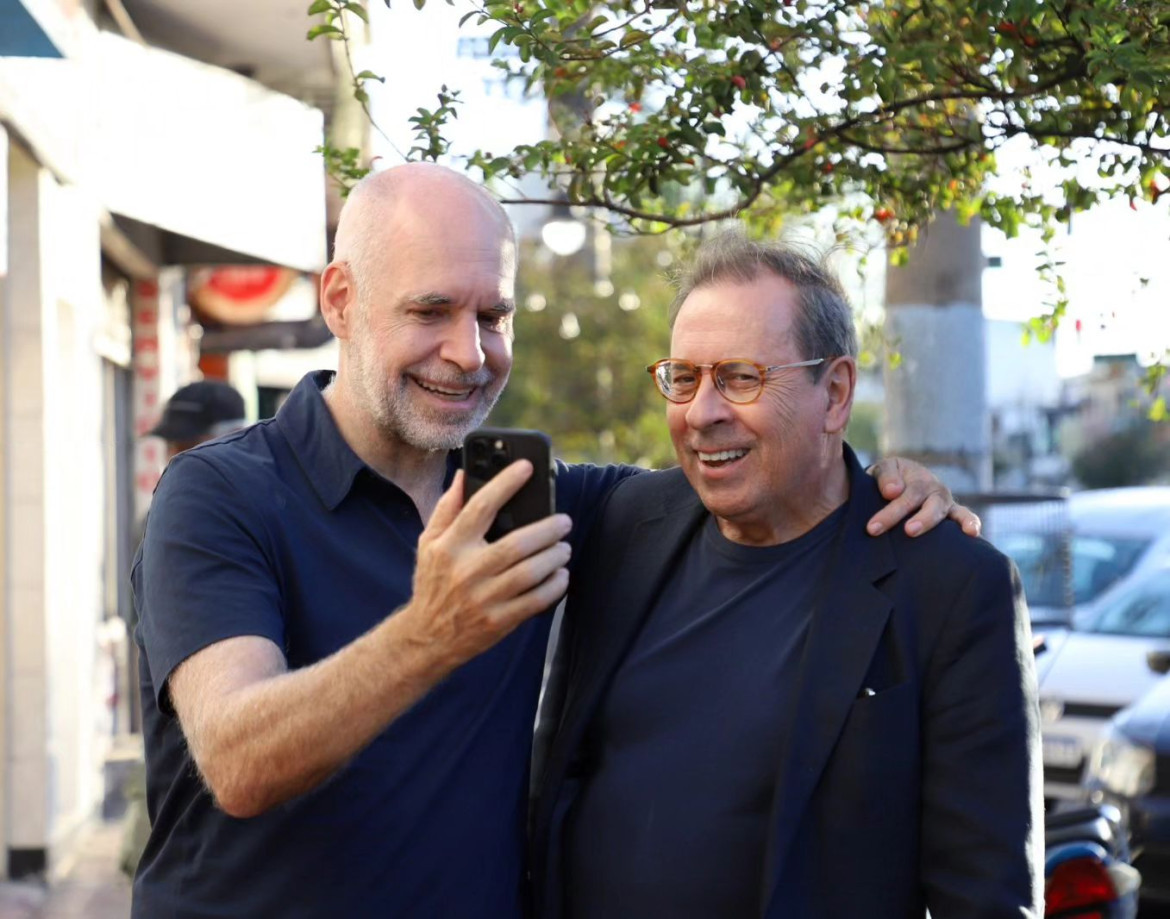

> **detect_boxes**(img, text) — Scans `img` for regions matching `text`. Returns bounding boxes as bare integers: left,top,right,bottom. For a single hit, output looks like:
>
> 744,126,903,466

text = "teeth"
698,449,747,462
417,379,472,397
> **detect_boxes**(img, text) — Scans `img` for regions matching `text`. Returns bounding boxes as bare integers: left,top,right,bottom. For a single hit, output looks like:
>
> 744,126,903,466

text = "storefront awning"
0,30,327,272
0,0,64,59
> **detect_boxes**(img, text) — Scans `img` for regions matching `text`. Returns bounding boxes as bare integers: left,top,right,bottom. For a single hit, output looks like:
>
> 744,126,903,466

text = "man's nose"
684,374,733,429
440,315,485,372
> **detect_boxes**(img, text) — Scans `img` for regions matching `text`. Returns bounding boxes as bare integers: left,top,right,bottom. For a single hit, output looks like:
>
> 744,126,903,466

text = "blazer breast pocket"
828,681,920,815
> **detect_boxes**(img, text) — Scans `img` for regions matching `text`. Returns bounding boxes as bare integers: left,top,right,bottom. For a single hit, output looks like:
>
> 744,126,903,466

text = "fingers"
485,541,572,626
426,470,466,535
867,489,934,536
485,513,572,575
869,457,906,500
866,487,950,538
452,460,534,540
951,504,982,537
494,567,570,628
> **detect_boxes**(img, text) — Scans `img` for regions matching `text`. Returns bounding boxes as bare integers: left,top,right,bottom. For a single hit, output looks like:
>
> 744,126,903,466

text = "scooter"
1045,803,1140,919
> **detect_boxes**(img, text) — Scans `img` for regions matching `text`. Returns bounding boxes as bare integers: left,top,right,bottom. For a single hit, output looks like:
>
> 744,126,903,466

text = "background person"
148,379,248,459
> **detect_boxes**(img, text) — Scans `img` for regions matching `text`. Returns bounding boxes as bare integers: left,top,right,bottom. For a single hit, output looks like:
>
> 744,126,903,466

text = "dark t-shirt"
564,507,845,919
131,370,637,919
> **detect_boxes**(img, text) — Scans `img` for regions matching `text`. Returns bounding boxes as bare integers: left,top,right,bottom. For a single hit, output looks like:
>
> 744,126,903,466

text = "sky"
362,2,1170,380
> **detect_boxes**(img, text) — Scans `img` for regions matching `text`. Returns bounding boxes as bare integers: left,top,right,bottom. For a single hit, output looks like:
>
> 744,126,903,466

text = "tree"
308,0,1169,412
491,234,677,466
339,0,1169,242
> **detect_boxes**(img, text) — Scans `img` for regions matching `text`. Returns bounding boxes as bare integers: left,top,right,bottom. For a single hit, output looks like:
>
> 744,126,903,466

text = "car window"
1090,571,1170,636
996,533,1150,608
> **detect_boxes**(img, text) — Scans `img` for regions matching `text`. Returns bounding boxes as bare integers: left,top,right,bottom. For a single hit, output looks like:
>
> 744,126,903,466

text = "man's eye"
412,308,442,320
480,313,511,331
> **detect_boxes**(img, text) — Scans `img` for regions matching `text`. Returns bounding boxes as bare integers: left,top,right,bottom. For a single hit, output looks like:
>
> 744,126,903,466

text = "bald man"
131,164,970,918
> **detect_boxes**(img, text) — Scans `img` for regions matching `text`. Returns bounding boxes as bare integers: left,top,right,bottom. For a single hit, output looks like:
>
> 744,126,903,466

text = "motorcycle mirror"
1147,648,1170,675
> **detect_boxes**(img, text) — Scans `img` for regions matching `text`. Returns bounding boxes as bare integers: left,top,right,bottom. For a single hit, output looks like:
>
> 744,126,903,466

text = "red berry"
731,75,747,90
657,136,670,149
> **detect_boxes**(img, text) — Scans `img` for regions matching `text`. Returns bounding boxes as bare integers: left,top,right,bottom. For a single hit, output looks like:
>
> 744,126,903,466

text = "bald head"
334,164,514,304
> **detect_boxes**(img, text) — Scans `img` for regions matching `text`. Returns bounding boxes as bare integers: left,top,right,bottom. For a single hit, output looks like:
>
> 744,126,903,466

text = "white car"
994,487,1170,629
1034,564,1170,803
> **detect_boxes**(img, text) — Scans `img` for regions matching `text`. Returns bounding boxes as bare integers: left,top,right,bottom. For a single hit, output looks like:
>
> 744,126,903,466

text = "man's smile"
410,375,478,401
696,447,749,468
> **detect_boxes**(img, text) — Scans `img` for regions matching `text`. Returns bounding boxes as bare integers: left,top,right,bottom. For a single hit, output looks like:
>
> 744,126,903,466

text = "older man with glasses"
531,231,1043,919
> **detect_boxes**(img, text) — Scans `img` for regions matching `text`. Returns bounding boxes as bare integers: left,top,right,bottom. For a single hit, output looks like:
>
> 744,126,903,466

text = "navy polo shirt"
131,371,636,919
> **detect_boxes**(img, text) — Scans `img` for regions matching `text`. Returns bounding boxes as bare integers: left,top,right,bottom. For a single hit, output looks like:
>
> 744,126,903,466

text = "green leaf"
413,0,425,9
345,2,369,22
306,23,342,39
307,0,333,15
622,30,651,49
355,70,385,83
1150,396,1167,423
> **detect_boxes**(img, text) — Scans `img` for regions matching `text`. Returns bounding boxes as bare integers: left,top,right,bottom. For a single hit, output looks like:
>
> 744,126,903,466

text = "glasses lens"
655,361,697,402
714,361,764,402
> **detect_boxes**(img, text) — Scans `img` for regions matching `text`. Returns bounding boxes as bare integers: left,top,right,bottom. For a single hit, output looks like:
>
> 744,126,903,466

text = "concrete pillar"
3,139,51,880
0,124,9,878
1,136,110,879
883,211,991,492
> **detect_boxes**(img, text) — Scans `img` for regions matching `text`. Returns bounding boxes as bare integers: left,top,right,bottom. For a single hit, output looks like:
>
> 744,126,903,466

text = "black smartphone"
462,428,555,541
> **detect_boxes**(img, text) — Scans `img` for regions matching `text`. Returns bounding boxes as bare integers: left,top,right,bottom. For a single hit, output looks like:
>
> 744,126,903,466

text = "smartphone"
462,428,555,541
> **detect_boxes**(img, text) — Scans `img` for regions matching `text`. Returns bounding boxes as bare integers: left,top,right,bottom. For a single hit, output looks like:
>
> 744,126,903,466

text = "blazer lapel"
762,452,897,912
561,493,708,746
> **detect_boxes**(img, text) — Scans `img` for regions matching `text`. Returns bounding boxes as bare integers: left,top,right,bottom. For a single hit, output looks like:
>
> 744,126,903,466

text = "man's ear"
319,262,357,340
823,356,856,435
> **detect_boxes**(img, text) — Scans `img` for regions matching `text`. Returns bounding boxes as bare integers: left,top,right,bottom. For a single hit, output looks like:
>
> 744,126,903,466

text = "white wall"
3,137,113,872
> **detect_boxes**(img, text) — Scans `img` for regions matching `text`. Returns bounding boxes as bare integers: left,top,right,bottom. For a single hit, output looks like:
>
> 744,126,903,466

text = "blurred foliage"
490,234,678,467
1070,421,1170,488
844,399,881,459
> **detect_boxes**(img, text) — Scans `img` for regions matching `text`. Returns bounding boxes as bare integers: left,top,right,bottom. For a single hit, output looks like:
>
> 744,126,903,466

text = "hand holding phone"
462,428,555,541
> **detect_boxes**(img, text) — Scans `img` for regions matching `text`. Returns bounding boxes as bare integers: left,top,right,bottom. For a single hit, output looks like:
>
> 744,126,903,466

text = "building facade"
0,0,335,878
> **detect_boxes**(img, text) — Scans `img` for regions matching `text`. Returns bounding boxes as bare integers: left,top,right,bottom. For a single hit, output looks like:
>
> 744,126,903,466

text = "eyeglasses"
646,357,825,404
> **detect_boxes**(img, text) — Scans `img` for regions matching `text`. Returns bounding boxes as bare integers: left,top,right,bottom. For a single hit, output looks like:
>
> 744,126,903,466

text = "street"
0,821,129,919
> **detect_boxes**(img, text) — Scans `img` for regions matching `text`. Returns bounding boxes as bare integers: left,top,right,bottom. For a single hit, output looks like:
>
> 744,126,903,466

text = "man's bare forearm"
176,611,451,819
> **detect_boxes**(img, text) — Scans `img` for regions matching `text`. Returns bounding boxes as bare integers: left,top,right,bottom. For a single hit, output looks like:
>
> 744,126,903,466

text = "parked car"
993,487,1170,629
1035,565,1170,803
1084,663,1170,905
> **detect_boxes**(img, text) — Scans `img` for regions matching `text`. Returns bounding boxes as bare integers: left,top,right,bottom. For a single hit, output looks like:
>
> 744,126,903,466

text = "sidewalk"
0,820,131,919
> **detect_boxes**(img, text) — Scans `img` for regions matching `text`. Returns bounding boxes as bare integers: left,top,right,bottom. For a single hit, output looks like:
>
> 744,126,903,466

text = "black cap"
149,380,246,442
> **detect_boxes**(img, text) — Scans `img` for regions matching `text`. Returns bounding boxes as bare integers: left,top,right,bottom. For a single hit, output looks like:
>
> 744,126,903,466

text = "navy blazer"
531,445,1043,918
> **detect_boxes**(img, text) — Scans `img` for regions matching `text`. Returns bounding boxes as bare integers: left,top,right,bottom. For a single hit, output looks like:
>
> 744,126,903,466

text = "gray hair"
671,230,859,378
